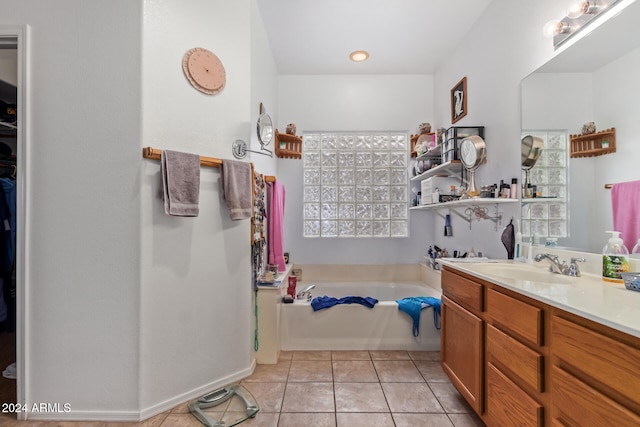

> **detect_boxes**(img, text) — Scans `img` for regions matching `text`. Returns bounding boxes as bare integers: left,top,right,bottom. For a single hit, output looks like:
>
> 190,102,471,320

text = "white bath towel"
221,159,252,220
161,150,201,217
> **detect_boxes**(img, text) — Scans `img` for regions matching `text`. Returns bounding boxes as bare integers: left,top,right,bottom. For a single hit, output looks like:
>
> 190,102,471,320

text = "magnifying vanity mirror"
520,135,543,198
459,135,487,197
257,111,273,148
520,0,640,252
232,104,274,159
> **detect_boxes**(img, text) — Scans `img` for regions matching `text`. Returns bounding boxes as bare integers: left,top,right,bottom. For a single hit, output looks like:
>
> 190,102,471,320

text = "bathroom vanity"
440,260,640,426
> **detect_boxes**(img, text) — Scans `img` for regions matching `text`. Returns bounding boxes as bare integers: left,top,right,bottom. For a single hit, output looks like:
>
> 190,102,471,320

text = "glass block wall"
302,132,408,237
521,130,569,239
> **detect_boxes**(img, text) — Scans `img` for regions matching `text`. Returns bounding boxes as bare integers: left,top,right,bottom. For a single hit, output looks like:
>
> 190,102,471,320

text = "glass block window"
303,132,408,238
521,130,569,239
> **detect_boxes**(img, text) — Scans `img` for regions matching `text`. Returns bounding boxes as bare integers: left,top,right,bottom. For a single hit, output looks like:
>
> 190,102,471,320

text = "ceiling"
256,0,493,75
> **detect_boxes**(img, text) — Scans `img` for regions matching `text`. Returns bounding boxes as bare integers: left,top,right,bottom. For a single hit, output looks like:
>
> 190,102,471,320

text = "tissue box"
421,177,459,205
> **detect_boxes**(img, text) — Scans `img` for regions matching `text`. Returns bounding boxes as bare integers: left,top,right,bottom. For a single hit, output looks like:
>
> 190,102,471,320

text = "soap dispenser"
602,231,629,283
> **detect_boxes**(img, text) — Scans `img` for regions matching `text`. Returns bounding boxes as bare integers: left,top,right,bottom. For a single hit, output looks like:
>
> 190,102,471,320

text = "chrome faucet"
534,253,585,277
296,284,316,301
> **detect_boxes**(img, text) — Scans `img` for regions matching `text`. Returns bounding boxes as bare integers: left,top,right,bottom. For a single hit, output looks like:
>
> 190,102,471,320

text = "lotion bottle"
602,231,629,283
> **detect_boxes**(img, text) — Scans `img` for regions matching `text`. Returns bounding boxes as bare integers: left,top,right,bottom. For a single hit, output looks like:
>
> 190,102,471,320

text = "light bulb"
543,19,571,38
566,1,600,19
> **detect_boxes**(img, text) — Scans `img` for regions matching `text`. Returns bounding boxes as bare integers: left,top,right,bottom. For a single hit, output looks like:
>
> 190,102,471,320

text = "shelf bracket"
464,205,503,230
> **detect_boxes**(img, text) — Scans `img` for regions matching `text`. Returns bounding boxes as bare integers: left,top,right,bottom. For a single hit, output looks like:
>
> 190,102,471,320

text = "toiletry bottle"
515,222,522,260
602,231,629,283
510,178,518,198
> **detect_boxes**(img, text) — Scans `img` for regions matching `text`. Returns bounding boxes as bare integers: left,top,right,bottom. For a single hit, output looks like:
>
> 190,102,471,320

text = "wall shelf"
274,129,302,159
410,160,462,183
569,128,616,158
411,198,518,230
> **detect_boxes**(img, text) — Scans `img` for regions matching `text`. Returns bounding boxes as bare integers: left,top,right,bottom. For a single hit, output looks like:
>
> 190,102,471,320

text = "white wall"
431,0,563,258
0,49,17,86
1,0,142,417
140,0,260,415
277,74,434,264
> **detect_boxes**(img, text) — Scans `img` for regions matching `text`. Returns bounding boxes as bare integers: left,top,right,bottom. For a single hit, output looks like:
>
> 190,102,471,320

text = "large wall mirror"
521,0,640,253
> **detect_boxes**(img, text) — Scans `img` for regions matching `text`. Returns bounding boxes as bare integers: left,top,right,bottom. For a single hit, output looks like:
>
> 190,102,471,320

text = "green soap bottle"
602,231,629,283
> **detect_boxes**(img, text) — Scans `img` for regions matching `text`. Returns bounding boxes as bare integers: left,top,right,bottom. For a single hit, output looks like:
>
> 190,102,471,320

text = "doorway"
0,25,27,421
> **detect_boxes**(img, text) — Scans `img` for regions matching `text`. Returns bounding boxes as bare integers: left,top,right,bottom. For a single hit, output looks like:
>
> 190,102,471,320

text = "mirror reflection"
521,0,640,253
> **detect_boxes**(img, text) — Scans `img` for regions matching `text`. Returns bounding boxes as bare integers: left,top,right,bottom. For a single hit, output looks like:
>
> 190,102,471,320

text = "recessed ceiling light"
349,50,369,62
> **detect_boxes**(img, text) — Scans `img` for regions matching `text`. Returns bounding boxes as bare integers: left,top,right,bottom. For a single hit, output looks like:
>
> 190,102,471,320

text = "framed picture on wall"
451,77,467,124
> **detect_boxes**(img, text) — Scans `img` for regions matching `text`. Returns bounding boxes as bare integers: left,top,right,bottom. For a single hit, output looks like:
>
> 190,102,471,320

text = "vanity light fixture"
544,0,622,49
349,50,369,62
566,1,602,18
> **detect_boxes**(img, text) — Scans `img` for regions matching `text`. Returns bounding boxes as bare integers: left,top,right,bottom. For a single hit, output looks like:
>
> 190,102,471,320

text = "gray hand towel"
161,150,201,217
221,159,252,220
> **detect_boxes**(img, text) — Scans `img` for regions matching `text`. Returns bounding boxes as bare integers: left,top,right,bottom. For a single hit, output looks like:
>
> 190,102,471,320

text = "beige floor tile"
279,351,293,361
333,360,379,382
448,412,485,426
334,382,389,413
393,413,454,427
278,412,336,427
112,412,168,427
415,360,450,382
240,382,285,413
373,360,423,382
241,361,290,382
281,383,335,412
159,413,204,426
381,382,444,413
242,412,280,426
336,412,395,427
429,383,473,414
170,400,191,414
331,350,371,360
369,350,411,360
288,360,333,382
408,351,440,361
291,350,332,361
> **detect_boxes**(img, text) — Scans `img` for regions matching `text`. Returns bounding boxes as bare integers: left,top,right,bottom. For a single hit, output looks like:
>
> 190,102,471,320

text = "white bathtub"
280,281,441,351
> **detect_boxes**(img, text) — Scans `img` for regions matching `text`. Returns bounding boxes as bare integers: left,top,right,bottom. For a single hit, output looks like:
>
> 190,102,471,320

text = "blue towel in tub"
311,296,378,312
396,297,441,337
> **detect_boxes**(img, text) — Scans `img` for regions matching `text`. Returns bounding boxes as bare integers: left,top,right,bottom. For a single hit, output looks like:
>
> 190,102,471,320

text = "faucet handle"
568,257,585,277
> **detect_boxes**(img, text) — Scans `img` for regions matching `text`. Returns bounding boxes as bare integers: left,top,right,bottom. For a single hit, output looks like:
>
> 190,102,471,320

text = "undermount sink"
469,263,579,285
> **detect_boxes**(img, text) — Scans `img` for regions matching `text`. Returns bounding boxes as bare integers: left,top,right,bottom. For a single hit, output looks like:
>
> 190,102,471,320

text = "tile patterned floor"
0,351,485,427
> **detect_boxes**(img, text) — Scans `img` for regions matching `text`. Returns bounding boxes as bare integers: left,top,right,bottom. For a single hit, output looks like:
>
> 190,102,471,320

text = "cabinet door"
441,295,483,414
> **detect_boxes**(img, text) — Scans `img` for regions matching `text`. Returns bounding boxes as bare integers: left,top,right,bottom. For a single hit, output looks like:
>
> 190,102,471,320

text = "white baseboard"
25,360,256,422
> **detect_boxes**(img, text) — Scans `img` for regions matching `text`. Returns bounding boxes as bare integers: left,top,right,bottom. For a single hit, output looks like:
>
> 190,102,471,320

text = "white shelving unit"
411,198,518,230
410,160,462,184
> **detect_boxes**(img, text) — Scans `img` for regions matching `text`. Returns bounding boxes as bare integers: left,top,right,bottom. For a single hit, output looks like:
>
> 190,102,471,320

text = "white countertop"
439,259,640,339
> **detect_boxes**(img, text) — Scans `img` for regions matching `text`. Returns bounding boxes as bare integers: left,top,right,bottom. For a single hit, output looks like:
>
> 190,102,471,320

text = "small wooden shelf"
275,129,302,159
569,128,616,158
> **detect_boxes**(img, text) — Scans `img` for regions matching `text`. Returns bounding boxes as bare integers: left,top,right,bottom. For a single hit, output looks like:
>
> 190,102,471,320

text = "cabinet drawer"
551,365,640,426
486,324,544,392
552,316,640,405
486,289,543,346
441,268,483,312
486,362,543,427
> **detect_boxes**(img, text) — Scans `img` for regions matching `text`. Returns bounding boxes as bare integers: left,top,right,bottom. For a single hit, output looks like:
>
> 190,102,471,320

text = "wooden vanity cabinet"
441,265,640,426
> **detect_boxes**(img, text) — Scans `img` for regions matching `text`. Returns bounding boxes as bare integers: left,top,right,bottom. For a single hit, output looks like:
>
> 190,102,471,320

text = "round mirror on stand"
459,135,487,197
521,135,543,198
257,112,273,148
